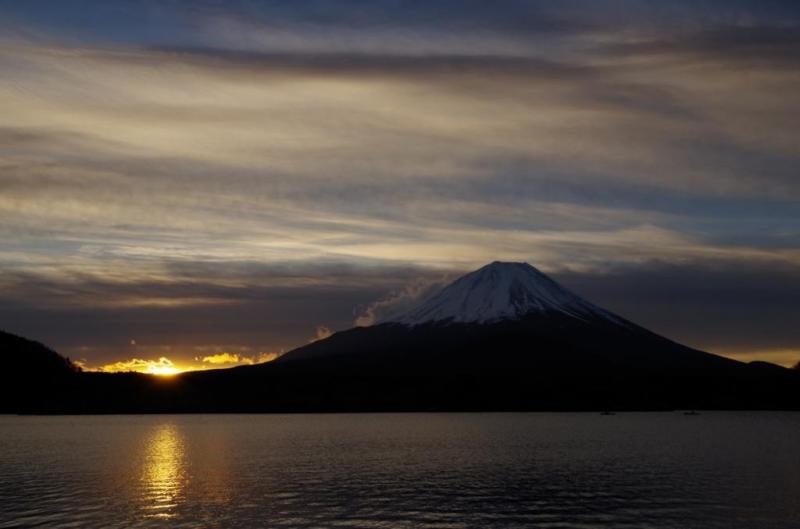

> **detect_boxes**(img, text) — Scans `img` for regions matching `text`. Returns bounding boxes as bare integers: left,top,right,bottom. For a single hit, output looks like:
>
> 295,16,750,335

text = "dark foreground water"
1,413,799,528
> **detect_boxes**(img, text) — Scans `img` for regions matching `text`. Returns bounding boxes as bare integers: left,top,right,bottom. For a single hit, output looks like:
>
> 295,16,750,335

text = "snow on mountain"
389,261,623,326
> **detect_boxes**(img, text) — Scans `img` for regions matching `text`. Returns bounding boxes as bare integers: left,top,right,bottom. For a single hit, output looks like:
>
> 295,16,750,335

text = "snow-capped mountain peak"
389,261,619,326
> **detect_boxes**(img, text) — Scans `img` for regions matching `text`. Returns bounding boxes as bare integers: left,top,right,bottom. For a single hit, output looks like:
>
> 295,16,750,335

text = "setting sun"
147,365,183,376
87,356,187,376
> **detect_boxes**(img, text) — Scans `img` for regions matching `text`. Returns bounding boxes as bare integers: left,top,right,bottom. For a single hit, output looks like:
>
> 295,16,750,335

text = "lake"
1,413,798,528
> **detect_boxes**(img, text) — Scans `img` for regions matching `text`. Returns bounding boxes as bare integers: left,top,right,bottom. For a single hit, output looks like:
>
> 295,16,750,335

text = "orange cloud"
198,352,281,366
200,352,244,364
80,350,283,375
90,356,181,375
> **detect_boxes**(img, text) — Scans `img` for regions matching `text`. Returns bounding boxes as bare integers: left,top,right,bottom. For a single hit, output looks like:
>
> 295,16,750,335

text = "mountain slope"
0,329,78,412
275,310,737,373
276,261,735,372
0,329,76,375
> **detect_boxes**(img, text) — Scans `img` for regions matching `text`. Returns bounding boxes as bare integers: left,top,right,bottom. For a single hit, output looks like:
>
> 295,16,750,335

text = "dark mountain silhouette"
0,329,78,413
1,329,76,375
4,262,800,413
274,262,740,374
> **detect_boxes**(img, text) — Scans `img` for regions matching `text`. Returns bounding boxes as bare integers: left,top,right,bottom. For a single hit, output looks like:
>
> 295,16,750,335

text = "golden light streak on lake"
139,423,186,520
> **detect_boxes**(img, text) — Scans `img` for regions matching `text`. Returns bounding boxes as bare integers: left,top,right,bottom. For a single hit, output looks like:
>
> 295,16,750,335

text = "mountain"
389,261,623,326
4,262,800,413
275,261,736,372
0,329,79,413
247,261,796,411
1,329,76,375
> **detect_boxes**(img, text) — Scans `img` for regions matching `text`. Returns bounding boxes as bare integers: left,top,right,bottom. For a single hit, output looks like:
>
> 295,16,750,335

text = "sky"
1,0,798,371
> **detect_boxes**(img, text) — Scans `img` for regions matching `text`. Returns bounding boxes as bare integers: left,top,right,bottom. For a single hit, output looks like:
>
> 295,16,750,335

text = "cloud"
199,352,279,365
2,31,799,265
0,2,798,367
199,353,242,365
598,25,800,68
355,276,450,326
80,350,282,373
90,356,178,374
311,326,332,342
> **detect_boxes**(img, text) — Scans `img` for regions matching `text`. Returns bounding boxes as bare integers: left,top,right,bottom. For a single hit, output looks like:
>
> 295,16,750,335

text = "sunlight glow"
82,351,282,374
90,356,186,376
146,365,183,376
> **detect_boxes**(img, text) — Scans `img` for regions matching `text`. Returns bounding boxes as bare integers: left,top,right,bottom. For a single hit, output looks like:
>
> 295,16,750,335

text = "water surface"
1,413,798,528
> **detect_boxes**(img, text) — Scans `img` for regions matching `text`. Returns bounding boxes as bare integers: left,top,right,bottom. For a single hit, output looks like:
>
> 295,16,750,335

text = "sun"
146,365,183,376
89,356,187,375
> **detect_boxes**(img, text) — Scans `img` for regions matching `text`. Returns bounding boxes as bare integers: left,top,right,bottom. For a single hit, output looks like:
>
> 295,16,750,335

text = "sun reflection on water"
140,423,186,520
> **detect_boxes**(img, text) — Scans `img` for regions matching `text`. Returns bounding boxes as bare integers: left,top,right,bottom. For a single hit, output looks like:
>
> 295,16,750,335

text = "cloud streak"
0,1,798,366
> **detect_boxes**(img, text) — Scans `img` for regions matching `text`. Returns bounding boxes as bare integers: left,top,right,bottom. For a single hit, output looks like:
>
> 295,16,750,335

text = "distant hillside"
0,329,78,413
1,329,76,375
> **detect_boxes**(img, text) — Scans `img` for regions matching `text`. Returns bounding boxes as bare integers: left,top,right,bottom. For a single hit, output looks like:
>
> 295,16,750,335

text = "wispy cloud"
355,276,452,326
0,1,798,366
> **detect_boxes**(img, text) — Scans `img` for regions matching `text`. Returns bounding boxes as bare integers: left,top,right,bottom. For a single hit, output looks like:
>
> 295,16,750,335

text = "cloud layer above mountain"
1,1,798,367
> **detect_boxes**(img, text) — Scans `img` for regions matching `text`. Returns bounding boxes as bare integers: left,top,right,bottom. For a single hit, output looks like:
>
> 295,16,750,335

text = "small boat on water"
600,411,616,416
683,410,700,416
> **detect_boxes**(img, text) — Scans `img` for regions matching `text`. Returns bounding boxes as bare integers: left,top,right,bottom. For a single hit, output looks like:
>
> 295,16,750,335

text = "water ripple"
1,413,799,528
